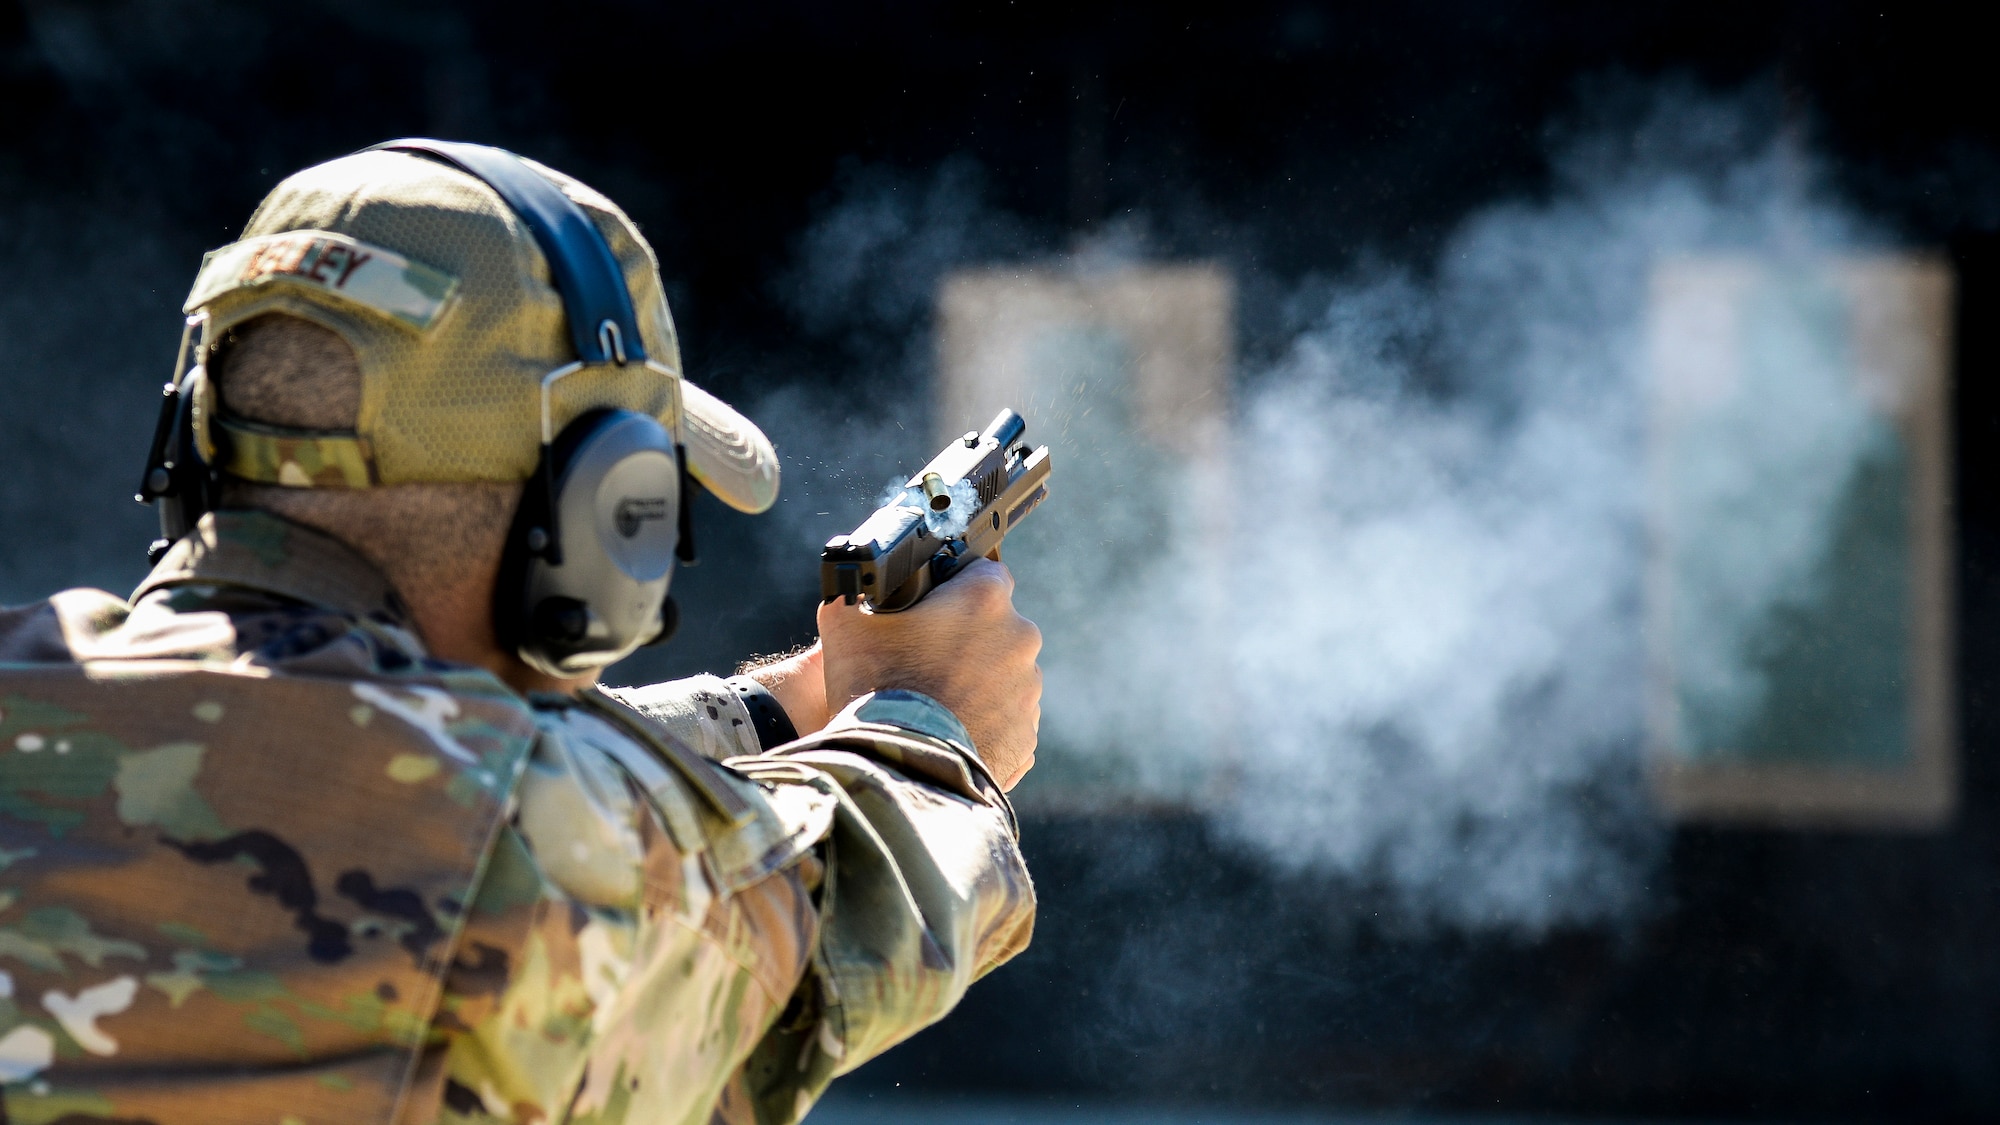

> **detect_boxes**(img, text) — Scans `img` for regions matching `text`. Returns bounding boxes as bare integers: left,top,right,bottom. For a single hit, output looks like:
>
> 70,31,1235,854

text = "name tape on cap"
184,231,460,330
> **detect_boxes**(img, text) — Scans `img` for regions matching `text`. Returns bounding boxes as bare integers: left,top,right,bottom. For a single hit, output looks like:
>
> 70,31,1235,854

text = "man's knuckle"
975,572,1012,605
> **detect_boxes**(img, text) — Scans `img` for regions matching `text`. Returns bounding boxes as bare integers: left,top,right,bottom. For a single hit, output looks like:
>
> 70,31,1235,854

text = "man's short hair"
211,313,362,431
214,314,519,621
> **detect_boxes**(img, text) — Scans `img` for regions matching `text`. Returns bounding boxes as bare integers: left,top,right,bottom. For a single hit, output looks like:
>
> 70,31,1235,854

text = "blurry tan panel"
935,265,1232,457
1647,254,1955,829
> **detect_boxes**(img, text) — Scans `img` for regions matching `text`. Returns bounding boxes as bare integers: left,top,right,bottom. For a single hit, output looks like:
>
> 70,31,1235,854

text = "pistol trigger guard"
929,548,962,586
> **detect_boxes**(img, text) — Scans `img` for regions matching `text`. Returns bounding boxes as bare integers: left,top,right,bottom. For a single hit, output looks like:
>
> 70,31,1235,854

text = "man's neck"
242,501,596,699
399,573,598,697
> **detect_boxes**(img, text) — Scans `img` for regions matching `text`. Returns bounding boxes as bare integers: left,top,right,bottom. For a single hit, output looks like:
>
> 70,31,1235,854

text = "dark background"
5,1,2000,1119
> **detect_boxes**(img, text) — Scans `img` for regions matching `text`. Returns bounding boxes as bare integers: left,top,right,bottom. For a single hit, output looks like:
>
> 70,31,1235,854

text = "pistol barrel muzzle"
981,408,1026,450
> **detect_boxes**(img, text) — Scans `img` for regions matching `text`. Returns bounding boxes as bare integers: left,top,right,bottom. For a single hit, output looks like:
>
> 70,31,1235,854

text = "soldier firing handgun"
0,141,1043,1124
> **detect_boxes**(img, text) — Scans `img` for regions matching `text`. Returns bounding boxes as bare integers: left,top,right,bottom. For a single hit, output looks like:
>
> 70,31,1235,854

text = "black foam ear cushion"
492,455,553,658
676,445,699,565
493,409,618,657
143,370,228,562
530,596,591,645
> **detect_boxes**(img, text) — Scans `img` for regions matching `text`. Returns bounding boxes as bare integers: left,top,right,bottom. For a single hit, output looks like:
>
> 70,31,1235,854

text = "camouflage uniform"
0,510,1035,1124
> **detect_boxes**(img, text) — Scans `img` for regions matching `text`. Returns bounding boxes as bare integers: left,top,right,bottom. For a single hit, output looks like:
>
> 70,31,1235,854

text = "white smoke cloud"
748,84,1895,933
1183,118,1892,932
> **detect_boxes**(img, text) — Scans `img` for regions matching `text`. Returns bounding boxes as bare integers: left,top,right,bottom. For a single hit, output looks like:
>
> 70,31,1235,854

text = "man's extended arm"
623,559,1040,785
620,684,1032,1120
602,558,1041,1121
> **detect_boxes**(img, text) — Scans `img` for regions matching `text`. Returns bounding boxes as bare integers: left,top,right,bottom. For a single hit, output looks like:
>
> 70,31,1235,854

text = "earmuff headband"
366,139,646,367
362,141,695,673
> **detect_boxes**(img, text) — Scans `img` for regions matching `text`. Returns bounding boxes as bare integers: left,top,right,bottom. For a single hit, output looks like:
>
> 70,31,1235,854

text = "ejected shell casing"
920,472,952,512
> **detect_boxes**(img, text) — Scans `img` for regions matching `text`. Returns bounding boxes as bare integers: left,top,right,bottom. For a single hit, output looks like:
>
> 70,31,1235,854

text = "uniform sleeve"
603,673,763,760
721,690,1036,1124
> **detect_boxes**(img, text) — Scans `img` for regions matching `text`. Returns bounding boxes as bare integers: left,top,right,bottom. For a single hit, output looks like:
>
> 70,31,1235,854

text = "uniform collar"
133,509,412,627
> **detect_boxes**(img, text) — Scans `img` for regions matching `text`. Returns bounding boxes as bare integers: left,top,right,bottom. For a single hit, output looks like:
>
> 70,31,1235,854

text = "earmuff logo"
614,497,670,538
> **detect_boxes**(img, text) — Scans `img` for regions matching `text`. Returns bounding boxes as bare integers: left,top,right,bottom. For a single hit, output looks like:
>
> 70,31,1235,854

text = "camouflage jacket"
0,511,1035,1125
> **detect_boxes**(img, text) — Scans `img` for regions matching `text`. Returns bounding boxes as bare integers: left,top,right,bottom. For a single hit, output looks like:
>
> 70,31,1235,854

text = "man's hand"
817,559,1042,790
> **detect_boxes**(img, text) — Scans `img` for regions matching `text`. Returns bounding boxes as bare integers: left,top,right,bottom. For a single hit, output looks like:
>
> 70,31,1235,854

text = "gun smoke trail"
760,83,1892,933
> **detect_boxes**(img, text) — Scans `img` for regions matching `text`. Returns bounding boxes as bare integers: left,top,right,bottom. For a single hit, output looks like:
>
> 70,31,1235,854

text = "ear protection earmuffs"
137,317,223,557
139,138,697,678
492,406,689,677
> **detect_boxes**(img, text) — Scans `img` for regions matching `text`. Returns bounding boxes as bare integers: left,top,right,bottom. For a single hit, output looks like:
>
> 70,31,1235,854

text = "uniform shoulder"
535,691,838,893
0,588,131,665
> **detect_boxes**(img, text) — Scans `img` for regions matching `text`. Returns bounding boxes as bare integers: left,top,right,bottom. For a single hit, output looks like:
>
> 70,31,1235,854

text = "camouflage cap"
178,147,779,514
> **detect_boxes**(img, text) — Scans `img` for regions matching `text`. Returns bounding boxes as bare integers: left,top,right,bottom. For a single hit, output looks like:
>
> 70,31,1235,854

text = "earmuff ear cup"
496,409,685,678
143,363,230,563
